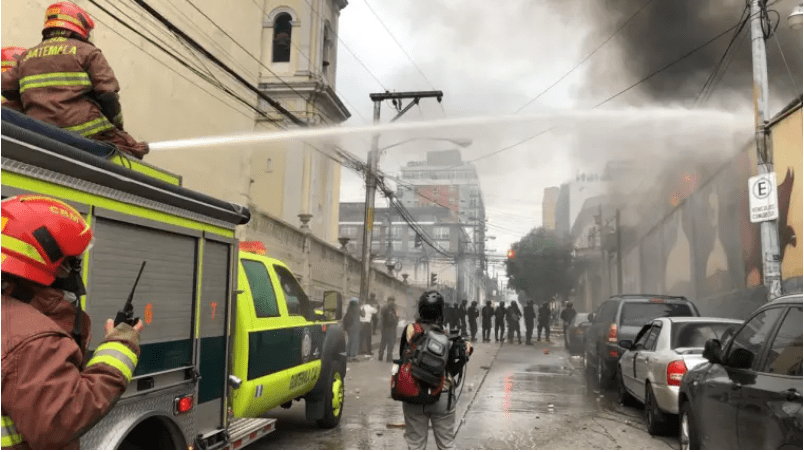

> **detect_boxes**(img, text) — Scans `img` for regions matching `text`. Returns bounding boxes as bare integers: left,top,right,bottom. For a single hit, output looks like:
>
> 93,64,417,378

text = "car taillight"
607,323,617,343
666,360,687,386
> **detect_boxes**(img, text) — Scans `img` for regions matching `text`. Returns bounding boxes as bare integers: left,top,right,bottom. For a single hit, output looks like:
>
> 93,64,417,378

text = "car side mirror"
618,340,633,350
727,347,755,369
703,339,722,364
587,313,594,322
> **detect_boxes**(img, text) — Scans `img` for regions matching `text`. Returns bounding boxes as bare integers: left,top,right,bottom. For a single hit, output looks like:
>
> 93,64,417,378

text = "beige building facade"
2,0,349,243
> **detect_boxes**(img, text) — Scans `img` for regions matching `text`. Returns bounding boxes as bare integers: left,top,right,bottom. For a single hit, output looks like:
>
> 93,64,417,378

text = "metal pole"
359,100,382,303
456,238,463,303
749,0,783,301
359,90,442,303
616,209,622,295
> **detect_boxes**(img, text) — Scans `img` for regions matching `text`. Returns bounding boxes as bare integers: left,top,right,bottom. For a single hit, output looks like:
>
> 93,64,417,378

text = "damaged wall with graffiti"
577,99,801,319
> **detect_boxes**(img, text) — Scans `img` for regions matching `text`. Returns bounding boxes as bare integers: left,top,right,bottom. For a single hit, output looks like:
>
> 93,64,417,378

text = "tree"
505,228,574,302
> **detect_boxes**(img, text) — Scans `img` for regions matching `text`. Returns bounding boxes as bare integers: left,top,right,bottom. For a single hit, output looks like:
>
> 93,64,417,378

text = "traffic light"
507,249,515,259
430,272,438,286
414,234,422,248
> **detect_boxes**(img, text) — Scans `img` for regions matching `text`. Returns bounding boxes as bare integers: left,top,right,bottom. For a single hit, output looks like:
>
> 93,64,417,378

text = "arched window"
272,13,292,62
322,21,332,74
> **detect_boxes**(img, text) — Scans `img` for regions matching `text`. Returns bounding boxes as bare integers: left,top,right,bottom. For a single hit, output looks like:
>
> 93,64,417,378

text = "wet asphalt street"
247,329,681,449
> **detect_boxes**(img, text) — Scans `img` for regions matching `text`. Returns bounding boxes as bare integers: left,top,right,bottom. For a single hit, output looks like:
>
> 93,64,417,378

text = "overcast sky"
329,0,802,276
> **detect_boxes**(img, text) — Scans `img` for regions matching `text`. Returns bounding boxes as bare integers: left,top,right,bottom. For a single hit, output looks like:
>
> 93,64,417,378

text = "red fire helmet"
1,46,26,73
43,2,95,40
1,195,93,286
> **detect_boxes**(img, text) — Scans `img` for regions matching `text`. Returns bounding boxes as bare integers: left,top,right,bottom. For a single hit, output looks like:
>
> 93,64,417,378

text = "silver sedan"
616,317,743,435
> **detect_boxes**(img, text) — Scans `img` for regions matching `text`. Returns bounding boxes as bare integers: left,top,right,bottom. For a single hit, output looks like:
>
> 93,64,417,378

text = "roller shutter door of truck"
196,239,231,434
88,217,196,377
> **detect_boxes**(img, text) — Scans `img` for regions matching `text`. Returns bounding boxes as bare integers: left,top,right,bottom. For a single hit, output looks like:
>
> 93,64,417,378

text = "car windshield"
619,302,693,327
671,322,741,349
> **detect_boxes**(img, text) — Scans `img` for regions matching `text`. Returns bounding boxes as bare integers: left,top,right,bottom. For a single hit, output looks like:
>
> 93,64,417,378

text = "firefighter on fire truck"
1,47,26,111
0,2,149,159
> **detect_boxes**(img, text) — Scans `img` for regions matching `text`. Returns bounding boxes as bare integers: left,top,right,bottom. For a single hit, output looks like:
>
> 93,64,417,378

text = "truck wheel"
316,360,345,428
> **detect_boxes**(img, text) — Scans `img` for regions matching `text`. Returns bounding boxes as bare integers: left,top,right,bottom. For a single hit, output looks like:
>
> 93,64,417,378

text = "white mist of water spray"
148,108,746,151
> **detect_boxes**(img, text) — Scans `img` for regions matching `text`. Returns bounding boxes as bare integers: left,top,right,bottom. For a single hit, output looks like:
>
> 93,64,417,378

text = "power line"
88,0,276,123
693,4,750,107
181,0,313,109
516,0,655,113
300,0,389,92
130,0,307,126
89,12,263,123
773,33,799,94
152,0,260,79
593,19,745,109
361,0,439,91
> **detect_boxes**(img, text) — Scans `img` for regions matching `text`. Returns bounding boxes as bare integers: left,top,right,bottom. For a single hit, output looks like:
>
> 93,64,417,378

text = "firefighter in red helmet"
0,2,149,159
1,47,26,111
1,195,145,449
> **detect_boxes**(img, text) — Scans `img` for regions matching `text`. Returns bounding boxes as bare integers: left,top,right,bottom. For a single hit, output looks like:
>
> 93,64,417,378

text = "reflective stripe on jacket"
1,416,22,448
0,37,122,138
1,294,140,449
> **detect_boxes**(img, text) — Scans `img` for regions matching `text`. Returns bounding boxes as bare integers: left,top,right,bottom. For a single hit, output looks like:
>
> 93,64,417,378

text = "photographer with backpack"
391,290,472,450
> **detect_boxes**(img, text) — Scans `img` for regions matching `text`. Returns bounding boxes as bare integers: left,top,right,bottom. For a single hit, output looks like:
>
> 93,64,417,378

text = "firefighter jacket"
1,96,23,112
1,294,141,449
1,36,125,139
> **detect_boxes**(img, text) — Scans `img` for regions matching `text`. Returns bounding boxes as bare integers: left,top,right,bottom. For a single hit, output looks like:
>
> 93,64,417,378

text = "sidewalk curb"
456,341,503,433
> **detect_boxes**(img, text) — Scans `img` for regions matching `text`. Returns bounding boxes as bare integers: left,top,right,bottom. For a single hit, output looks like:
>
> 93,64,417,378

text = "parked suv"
585,295,700,388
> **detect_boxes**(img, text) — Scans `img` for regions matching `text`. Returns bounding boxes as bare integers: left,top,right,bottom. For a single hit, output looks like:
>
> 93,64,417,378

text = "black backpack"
391,323,450,404
409,324,450,387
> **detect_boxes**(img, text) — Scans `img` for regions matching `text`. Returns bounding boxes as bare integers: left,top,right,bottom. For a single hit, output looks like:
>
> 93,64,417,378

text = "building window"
390,226,405,239
272,13,292,62
433,226,450,240
322,22,332,74
340,225,358,238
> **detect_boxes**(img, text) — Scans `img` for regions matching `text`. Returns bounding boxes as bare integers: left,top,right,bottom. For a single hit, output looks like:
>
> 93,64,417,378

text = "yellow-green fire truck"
1,107,346,449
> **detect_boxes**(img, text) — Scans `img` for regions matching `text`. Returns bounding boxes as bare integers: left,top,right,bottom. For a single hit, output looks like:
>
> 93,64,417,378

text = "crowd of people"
344,295,577,362
341,292,578,449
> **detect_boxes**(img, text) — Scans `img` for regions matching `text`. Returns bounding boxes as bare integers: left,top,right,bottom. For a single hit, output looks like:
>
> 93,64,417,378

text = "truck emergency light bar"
239,241,267,255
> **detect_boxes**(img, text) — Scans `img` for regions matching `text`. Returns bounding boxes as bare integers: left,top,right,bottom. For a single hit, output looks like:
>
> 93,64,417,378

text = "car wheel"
644,382,666,435
617,367,636,407
679,400,699,450
316,359,346,428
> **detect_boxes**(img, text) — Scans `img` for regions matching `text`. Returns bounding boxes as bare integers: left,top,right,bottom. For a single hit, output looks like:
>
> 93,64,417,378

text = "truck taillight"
666,360,687,386
175,395,194,414
607,323,618,343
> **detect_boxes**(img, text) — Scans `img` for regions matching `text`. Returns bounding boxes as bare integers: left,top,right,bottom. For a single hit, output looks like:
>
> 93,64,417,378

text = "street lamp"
789,3,803,30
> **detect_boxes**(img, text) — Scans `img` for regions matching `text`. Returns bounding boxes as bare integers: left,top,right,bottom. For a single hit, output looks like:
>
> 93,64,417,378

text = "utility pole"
358,91,444,305
615,209,622,295
749,0,783,301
